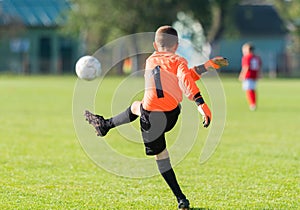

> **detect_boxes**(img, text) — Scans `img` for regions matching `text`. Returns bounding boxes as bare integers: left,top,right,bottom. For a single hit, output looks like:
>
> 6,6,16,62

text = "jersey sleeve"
177,59,201,100
189,67,201,81
242,55,250,68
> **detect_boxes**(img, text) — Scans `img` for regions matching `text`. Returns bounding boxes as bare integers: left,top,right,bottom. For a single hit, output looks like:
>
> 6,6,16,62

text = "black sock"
156,158,186,201
107,106,138,129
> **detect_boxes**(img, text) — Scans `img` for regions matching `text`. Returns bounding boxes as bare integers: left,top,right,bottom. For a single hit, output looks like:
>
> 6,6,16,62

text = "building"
211,2,289,77
0,0,79,74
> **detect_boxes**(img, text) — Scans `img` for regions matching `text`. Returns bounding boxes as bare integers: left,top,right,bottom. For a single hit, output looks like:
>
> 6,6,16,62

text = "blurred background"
0,0,299,77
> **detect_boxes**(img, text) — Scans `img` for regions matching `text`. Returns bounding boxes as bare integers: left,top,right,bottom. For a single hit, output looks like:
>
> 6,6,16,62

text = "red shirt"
242,53,261,80
142,51,200,111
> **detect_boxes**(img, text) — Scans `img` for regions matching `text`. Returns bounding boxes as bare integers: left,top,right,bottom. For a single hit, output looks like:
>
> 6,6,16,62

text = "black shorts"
140,105,181,156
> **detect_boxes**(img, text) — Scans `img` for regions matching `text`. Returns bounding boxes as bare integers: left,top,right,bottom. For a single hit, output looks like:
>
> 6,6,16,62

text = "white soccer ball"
75,55,101,81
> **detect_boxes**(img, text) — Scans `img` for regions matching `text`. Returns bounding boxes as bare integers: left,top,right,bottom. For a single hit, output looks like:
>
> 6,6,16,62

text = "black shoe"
178,198,190,210
84,110,110,137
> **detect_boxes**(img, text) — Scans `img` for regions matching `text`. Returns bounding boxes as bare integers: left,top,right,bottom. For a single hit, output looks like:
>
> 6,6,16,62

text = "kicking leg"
85,101,140,136
130,101,142,116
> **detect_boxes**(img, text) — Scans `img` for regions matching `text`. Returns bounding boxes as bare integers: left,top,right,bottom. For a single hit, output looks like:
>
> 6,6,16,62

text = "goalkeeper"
85,25,228,210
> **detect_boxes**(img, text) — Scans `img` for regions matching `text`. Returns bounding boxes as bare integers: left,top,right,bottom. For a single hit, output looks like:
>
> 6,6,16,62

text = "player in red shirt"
85,26,228,209
239,43,262,111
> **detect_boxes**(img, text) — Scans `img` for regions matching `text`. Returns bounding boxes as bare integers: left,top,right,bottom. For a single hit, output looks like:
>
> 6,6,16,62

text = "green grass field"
0,75,299,209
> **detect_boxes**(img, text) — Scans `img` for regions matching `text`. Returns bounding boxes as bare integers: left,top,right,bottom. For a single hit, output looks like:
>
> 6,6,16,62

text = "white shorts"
242,79,256,90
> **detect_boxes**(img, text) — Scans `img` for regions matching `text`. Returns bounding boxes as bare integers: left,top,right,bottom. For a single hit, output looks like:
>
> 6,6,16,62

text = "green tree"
65,0,240,50
64,0,240,74
273,0,300,51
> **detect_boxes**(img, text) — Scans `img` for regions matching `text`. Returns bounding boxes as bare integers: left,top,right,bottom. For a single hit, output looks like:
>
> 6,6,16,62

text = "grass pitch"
0,75,299,209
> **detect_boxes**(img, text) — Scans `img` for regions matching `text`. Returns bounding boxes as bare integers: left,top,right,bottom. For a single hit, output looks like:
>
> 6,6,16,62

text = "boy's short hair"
155,26,178,48
243,42,255,52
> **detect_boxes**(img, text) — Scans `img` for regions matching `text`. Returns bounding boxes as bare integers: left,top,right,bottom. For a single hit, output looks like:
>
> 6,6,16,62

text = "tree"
64,0,240,73
65,0,241,47
272,0,300,52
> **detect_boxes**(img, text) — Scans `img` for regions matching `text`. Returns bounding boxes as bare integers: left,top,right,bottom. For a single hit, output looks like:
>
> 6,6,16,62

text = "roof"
235,4,287,35
0,0,71,27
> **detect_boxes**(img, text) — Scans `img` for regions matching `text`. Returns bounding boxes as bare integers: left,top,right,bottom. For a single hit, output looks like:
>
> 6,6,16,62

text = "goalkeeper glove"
194,94,212,128
205,56,229,70
194,56,229,75
198,103,212,128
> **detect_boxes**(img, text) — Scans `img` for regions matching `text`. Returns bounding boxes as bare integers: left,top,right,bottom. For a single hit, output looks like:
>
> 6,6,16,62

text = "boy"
239,43,262,111
85,26,228,209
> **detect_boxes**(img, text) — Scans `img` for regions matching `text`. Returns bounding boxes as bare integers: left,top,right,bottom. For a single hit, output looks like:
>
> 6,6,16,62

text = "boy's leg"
246,89,256,110
140,106,189,209
109,105,139,128
85,101,140,136
131,101,142,116
243,79,257,111
156,149,189,209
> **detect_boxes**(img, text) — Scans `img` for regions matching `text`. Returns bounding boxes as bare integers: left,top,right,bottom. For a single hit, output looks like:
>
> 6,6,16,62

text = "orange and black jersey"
142,51,201,111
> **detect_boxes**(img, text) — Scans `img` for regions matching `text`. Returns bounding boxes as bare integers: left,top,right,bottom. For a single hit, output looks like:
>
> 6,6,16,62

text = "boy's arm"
239,66,248,81
239,55,250,81
190,56,229,81
193,93,211,128
182,57,228,126
239,56,249,81
177,62,212,128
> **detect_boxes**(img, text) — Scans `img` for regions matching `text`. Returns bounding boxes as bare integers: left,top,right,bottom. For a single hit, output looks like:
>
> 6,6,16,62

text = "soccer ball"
75,55,101,81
